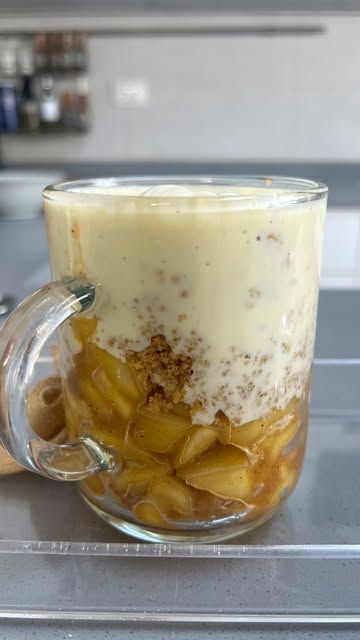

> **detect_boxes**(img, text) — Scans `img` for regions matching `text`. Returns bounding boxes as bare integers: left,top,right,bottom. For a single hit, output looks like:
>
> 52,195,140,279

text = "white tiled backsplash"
3,15,360,164
321,209,360,289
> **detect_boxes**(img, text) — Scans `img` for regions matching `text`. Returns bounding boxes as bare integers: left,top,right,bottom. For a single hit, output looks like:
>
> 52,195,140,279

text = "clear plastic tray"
1,358,360,624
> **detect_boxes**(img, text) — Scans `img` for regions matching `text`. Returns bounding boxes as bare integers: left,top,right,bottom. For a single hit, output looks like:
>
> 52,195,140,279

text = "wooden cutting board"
0,375,66,477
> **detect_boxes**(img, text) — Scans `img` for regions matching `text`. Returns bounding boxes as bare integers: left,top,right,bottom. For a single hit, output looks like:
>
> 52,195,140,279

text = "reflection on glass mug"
0,177,327,543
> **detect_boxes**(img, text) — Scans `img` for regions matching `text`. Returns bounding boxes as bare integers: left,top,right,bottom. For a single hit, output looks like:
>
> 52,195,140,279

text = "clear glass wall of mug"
0,177,327,542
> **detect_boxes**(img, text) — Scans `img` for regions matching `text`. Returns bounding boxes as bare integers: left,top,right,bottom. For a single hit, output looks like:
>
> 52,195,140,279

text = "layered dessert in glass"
45,179,326,541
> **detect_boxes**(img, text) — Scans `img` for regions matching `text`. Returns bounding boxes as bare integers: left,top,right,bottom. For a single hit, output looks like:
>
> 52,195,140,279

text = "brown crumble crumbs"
257,390,267,399
249,288,262,298
267,233,281,242
127,335,193,411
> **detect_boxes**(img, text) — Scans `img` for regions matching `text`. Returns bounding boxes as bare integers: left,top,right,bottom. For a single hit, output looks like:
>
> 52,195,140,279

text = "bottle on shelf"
20,74,40,133
0,39,19,133
18,44,39,133
76,75,89,131
0,83,19,133
48,33,58,71
73,32,87,71
39,75,60,131
61,86,77,130
34,33,48,72
61,33,74,71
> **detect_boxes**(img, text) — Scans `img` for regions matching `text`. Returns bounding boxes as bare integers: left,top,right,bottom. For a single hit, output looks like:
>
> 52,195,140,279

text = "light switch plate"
110,80,150,108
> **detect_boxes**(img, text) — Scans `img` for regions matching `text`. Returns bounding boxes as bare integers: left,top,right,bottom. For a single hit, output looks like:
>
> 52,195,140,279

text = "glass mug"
0,176,327,543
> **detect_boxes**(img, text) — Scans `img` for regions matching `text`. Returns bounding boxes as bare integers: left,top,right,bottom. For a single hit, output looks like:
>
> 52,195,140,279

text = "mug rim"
43,175,328,207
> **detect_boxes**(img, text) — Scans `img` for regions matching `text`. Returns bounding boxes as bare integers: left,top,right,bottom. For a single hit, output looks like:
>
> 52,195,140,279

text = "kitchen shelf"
1,130,89,137
0,357,359,624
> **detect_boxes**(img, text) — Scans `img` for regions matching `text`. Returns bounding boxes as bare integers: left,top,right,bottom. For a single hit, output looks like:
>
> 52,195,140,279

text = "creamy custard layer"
45,185,325,426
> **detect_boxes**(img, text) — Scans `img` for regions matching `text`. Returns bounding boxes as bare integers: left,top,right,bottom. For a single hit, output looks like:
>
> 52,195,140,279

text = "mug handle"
0,277,117,480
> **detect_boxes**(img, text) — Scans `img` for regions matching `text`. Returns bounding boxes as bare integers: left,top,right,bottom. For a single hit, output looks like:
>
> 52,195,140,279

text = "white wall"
3,14,360,164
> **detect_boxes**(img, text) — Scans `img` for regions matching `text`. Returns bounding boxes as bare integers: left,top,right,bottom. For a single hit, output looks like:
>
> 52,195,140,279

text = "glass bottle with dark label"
19,45,39,133
20,74,39,133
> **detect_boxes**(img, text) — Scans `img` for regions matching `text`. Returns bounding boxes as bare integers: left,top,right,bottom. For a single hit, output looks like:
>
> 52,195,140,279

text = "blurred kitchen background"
1,0,360,320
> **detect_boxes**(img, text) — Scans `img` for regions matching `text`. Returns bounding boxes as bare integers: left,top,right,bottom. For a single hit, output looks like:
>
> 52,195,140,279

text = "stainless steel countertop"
1,621,360,639
0,216,357,639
